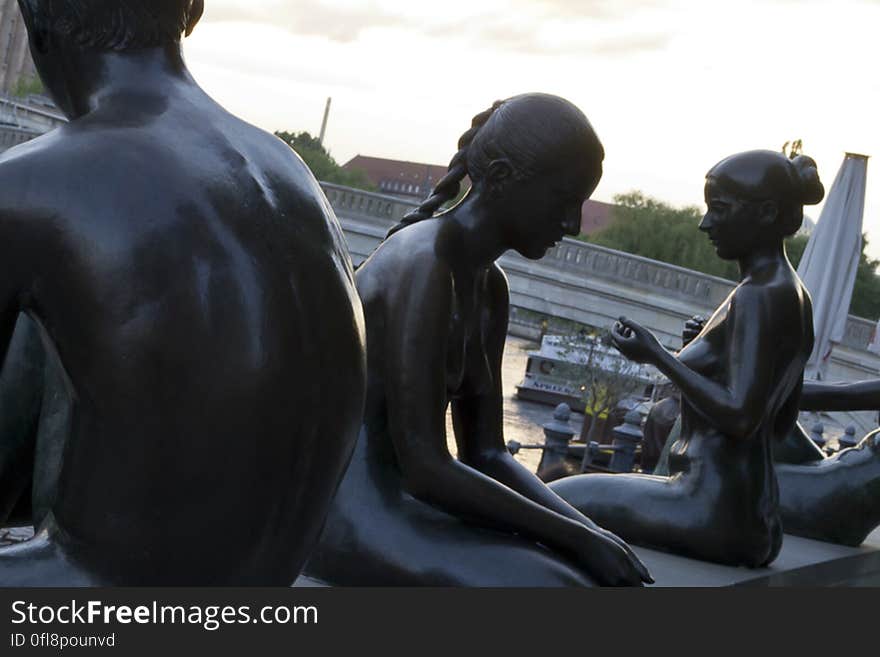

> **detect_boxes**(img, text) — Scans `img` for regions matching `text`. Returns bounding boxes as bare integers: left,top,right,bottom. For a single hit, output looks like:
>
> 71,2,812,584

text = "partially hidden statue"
304,94,652,586
0,0,366,585
774,379,880,546
550,150,824,568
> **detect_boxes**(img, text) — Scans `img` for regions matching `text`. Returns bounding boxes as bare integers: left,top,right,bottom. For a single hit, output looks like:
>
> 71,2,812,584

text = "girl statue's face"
700,178,774,261
498,154,602,261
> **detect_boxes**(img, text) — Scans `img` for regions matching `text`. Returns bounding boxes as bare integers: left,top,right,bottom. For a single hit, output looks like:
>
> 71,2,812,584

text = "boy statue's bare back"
0,1,366,585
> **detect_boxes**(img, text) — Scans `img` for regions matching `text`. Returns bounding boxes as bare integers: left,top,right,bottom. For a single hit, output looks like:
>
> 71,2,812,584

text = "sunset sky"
183,0,880,258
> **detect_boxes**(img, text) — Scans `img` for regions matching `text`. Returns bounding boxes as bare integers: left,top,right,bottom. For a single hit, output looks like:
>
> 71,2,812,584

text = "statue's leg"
550,471,776,566
5,489,33,527
0,316,45,526
305,442,596,587
0,520,98,586
307,497,597,587
549,472,688,551
777,429,880,546
773,421,826,464
29,339,72,529
652,416,681,476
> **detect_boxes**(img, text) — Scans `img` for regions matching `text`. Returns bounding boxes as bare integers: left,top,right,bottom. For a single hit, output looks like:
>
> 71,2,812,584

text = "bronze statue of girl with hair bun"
305,94,652,586
551,150,824,568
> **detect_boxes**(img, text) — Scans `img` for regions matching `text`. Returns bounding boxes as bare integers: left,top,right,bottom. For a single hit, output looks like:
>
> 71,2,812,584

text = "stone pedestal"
634,528,880,587
294,529,880,587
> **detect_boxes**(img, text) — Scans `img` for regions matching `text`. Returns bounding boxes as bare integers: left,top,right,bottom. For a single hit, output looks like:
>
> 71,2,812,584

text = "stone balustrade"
0,94,67,154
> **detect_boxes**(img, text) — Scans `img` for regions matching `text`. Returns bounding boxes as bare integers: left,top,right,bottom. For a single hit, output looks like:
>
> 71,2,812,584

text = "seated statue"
0,315,63,531
773,380,880,546
304,94,652,587
0,0,366,585
550,150,824,568
641,390,680,474
664,318,880,547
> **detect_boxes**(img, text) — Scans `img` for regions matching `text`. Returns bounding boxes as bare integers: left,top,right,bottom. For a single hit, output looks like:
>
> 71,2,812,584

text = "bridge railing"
0,124,40,150
535,238,735,309
321,183,414,226
0,94,66,132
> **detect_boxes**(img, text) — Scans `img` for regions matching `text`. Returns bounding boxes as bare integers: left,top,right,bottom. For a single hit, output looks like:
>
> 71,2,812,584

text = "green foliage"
581,191,880,320
274,131,375,191
785,233,809,268
11,75,44,98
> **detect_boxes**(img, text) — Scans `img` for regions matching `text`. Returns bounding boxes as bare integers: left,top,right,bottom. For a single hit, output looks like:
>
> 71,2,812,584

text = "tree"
552,330,646,472
274,131,375,191
848,235,880,320
582,191,880,320
785,233,810,268
11,74,44,98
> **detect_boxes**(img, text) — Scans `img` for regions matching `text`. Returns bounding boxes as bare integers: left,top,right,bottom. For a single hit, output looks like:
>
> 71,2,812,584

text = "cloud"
203,0,420,42
589,32,672,55
200,0,675,55
518,0,670,19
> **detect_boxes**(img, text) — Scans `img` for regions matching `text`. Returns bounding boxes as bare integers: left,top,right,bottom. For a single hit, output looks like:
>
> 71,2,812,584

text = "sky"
183,0,880,258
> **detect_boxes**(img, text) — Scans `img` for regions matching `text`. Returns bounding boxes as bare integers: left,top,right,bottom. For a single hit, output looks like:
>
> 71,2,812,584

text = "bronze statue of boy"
0,0,366,585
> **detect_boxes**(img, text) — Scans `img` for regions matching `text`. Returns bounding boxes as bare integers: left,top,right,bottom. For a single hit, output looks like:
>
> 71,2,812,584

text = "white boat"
515,335,668,409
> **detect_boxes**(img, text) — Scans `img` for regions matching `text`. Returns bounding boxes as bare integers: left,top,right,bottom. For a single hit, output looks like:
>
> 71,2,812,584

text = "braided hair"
386,101,504,238
385,94,603,240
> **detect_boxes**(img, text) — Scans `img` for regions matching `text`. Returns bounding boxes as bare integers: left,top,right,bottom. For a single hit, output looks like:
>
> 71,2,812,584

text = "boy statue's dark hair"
17,0,204,51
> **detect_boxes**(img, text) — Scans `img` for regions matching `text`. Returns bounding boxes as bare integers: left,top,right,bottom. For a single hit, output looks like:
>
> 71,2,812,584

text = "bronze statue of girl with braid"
304,94,652,586
551,150,823,568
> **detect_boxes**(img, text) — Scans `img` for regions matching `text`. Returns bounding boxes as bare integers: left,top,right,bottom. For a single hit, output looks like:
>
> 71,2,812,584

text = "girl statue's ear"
757,199,779,228
486,159,513,187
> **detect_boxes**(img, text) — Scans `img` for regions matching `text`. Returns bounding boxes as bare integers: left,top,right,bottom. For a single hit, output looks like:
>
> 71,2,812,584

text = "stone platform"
634,528,880,587
295,529,880,587
7,525,879,586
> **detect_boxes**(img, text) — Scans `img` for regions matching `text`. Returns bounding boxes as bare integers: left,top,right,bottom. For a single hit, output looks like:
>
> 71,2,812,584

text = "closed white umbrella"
797,153,869,380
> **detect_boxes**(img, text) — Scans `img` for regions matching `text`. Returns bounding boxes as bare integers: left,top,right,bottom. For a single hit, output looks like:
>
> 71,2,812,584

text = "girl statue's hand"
611,317,663,365
576,526,653,586
682,315,707,348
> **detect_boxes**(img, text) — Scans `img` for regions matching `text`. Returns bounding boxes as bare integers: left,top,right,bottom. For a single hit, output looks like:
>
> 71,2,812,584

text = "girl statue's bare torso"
551,150,823,568
552,268,811,566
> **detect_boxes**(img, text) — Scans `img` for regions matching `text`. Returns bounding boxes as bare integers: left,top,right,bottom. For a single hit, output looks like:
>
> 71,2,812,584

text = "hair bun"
791,155,825,206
